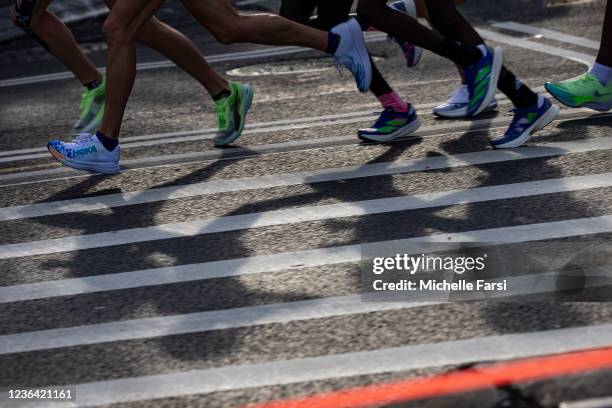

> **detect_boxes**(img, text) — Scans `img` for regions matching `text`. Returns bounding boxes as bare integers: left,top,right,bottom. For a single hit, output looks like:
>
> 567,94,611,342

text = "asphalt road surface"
1,0,612,407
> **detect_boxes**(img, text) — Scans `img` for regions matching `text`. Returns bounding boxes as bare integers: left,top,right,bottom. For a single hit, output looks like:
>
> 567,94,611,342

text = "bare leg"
99,0,164,138
135,18,228,96
104,0,228,97
181,0,328,51
11,0,101,85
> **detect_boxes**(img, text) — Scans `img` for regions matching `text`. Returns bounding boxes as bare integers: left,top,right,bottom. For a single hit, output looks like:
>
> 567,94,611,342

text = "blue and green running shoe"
47,132,120,174
464,46,503,117
491,96,559,149
214,81,254,147
358,106,421,143
545,73,612,112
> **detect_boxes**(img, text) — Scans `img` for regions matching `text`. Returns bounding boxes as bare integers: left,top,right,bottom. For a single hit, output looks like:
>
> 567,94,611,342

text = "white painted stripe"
0,107,387,161
2,214,612,302
3,136,611,221
492,21,600,50
0,108,603,187
478,28,596,67
0,33,388,88
0,113,391,164
0,295,413,354
561,397,612,408
1,269,609,354
2,86,545,161
1,173,611,259
0,88,550,163
59,324,612,407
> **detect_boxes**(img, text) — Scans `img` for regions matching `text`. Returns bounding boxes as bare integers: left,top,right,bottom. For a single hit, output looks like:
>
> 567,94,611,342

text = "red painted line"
245,347,612,408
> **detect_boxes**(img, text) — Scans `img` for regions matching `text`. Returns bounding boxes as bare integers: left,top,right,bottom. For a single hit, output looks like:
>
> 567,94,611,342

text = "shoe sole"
544,83,611,112
47,146,120,174
470,47,503,117
492,104,560,149
358,117,422,143
214,85,254,147
433,100,498,119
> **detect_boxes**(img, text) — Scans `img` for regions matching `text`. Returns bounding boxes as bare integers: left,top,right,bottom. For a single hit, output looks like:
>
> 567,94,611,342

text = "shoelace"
215,102,228,129
573,74,600,91
507,108,531,130
79,92,89,114
72,133,93,144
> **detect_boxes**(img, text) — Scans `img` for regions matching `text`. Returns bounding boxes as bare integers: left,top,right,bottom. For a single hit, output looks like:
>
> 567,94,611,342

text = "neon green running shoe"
213,81,253,147
545,73,612,112
73,75,106,133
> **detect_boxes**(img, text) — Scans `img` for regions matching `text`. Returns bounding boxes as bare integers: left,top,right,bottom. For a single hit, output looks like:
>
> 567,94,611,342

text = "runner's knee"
103,13,131,46
133,18,159,44
209,16,246,44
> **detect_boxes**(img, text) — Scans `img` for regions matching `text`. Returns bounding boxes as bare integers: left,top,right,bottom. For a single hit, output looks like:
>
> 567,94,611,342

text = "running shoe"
47,132,120,174
434,84,498,118
464,46,503,117
214,81,254,147
491,96,559,149
358,106,421,142
388,0,423,67
73,75,106,133
331,18,372,92
545,72,612,112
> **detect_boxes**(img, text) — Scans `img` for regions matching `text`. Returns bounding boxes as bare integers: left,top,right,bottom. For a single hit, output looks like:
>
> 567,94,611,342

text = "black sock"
212,89,231,101
84,79,102,90
436,38,482,68
326,32,341,55
96,131,119,151
497,66,538,109
369,57,393,97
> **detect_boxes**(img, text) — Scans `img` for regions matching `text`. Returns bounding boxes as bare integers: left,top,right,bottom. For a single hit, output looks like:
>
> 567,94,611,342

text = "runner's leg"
357,0,502,117
11,0,100,85
104,0,229,98
181,0,328,50
182,0,372,93
426,0,538,109
279,0,317,26
99,0,165,139
597,0,611,66
280,0,416,142
424,0,558,148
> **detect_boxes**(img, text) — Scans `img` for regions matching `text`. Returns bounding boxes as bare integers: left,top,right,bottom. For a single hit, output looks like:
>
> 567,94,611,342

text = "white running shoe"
433,84,498,118
47,133,120,174
331,18,372,92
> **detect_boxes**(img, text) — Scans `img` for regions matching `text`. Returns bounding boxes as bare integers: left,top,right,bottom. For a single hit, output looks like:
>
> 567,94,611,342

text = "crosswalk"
1,21,612,408
1,101,611,406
